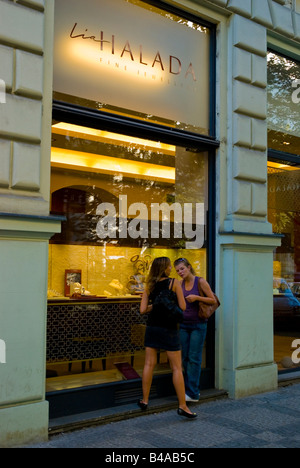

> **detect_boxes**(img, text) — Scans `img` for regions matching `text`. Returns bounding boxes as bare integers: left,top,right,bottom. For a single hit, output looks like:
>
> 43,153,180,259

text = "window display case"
46,0,217,412
47,122,209,391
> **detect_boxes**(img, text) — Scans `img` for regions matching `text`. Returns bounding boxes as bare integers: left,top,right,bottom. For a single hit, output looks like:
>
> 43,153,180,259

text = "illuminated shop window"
47,122,209,387
267,52,300,372
47,0,214,388
49,121,208,295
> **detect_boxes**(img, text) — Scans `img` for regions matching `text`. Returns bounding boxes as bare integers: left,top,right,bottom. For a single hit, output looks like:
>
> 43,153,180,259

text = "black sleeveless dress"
144,278,181,351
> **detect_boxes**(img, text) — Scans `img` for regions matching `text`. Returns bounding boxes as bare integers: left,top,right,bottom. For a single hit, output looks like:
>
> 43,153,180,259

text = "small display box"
64,269,82,297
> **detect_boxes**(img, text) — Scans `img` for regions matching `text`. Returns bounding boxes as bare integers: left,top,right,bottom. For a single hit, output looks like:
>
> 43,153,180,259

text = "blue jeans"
180,323,207,400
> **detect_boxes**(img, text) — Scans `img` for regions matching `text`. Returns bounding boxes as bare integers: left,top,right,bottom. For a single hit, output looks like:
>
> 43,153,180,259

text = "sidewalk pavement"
24,380,300,449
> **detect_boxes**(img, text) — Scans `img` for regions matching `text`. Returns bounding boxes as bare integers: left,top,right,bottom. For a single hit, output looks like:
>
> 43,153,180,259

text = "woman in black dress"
139,257,197,418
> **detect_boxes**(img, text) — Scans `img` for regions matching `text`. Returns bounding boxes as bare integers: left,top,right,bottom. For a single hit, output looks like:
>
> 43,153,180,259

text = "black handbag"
153,278,183,323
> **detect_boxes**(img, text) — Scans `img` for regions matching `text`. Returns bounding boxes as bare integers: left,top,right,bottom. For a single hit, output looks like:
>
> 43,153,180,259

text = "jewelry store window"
267,51,300,373
46,0,218,404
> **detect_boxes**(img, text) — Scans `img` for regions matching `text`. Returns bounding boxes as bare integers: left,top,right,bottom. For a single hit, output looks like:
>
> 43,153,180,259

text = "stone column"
0,0,61,447
215,14,281,398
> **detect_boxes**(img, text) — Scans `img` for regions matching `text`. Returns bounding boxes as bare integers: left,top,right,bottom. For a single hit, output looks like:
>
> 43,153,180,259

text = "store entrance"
47,0,219,417
45,116,217,418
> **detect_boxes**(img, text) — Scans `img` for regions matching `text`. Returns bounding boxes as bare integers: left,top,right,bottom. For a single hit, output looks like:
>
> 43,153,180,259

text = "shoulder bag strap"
198,277,205,297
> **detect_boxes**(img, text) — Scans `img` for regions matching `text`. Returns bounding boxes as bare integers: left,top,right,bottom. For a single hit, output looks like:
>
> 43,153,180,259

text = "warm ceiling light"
52,122,176,156
268,161,299,171
51,147,175,183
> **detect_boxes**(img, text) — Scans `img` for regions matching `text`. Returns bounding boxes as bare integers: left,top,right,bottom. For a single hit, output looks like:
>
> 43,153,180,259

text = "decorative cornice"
201,0,300,43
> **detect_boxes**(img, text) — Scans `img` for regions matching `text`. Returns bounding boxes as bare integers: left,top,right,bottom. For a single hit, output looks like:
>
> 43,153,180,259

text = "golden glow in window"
52,122,176,155
51,147,175,183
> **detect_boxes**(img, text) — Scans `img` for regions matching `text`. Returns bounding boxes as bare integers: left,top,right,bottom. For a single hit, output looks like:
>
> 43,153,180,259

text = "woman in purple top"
174,258,216,402
139,257,197,419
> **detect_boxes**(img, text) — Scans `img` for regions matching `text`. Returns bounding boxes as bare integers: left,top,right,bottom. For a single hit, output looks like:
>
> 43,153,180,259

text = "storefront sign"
69,22,198,82
54,0,210,132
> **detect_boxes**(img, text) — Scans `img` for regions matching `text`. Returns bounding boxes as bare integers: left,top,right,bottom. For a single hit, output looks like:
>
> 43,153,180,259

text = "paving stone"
24,383,300,449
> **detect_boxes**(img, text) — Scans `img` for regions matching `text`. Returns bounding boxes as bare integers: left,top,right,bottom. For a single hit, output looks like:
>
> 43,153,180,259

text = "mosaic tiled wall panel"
47,301,147,363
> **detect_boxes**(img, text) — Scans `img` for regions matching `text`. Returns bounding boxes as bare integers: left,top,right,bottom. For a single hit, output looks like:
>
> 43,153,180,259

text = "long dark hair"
146,257,171,293
174,257,196,275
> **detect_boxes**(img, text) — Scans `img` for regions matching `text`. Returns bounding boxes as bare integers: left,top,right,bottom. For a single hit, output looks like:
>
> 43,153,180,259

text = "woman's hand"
185,294,199,303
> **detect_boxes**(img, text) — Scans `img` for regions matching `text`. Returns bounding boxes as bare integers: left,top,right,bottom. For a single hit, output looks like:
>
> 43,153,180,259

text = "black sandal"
177,408,197,419
137,399,148,411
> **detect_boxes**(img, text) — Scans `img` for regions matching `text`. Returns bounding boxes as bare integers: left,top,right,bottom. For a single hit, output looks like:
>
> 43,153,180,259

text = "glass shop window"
267,52,300,372
46,0,213,390
46,124,209,388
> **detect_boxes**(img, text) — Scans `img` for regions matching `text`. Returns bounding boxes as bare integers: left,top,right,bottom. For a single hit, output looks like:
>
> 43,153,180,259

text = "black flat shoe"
137,399,148,411
177,408,197,419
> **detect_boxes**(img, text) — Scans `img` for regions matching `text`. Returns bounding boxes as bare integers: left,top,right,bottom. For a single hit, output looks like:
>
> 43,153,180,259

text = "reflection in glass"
267,51,300,371
267,52,300,155
268,161,300,371
47,122,208,389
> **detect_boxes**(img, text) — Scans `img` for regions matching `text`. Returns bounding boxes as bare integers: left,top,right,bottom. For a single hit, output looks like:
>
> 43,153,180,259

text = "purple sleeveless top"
182,276,205,324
